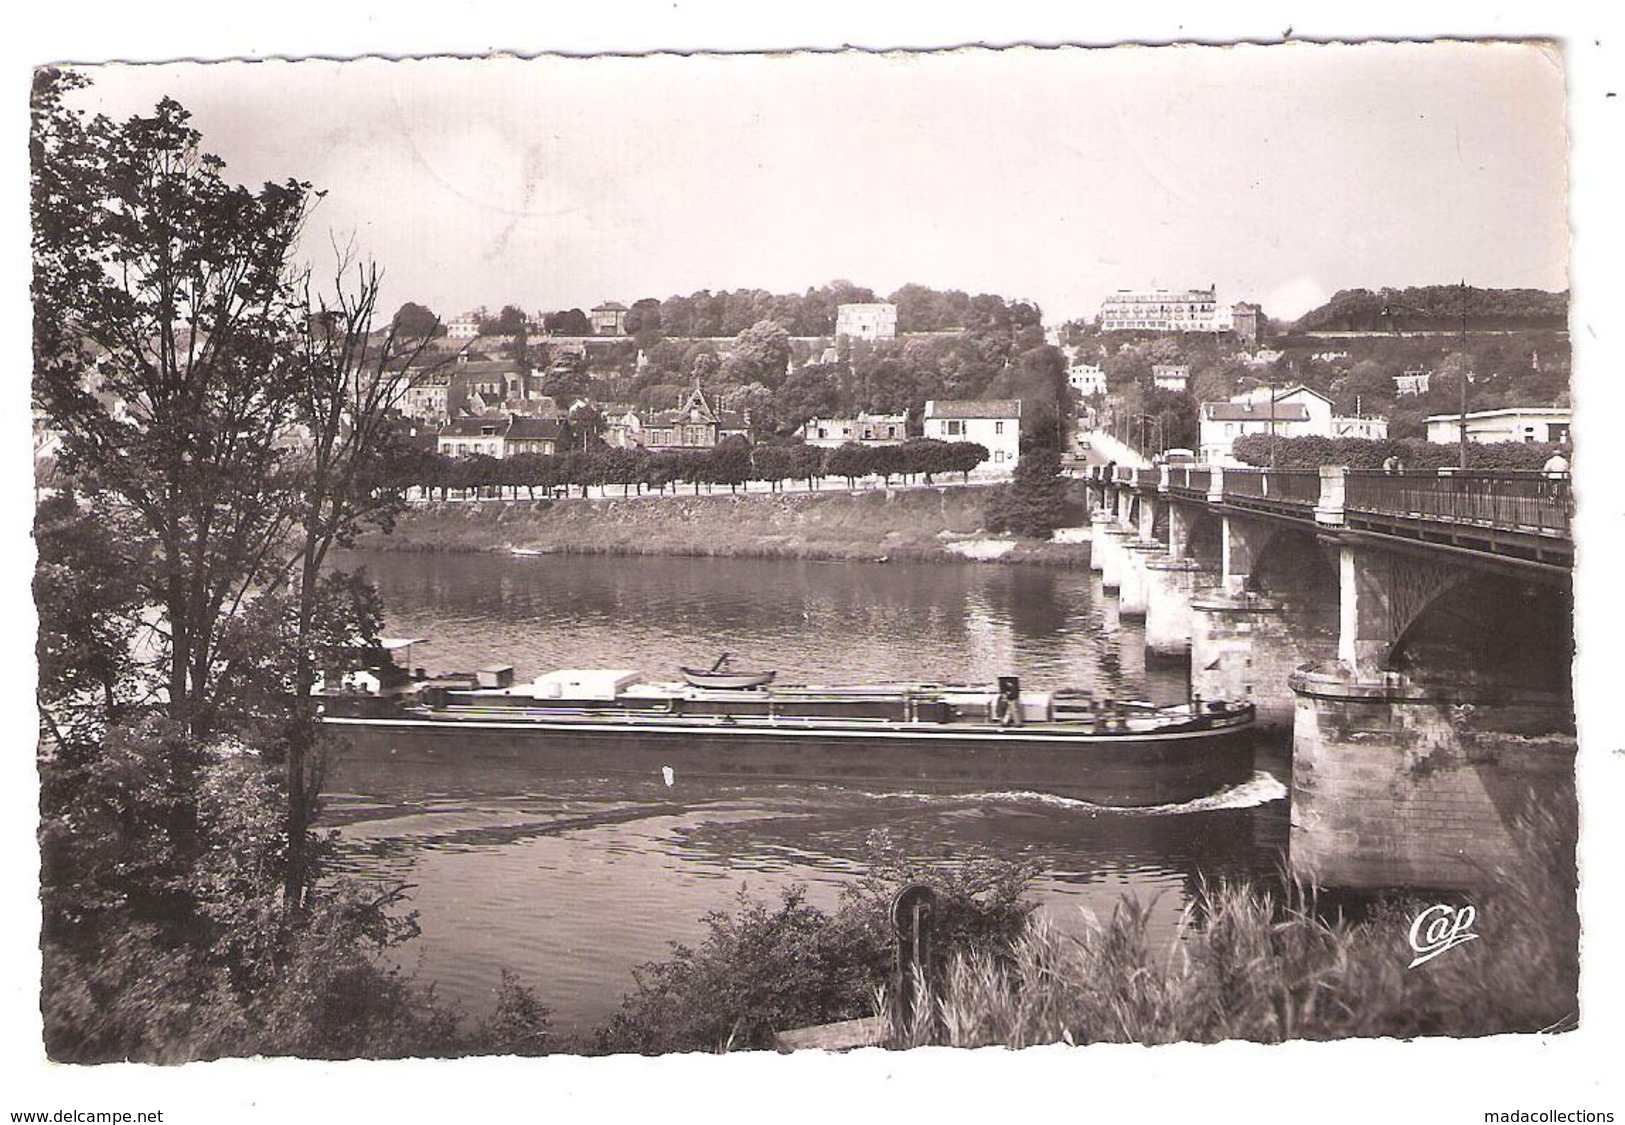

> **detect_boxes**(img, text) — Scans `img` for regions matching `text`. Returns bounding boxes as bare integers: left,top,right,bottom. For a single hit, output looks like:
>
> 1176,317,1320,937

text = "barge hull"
320,717,1256,807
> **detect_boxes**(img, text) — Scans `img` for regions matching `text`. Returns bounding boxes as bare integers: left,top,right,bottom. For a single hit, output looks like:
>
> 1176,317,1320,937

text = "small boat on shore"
318,659,1257,807
679,653,776,690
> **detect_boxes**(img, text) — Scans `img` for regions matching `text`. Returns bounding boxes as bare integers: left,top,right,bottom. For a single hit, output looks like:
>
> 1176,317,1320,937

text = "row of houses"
425,379,1024,470
1194,386,1571,463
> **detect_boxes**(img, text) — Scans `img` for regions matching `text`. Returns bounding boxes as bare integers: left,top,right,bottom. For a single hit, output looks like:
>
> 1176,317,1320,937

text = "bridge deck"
1093,465,1572,570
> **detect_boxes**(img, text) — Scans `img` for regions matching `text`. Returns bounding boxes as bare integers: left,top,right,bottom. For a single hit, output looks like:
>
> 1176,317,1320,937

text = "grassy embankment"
355,484,1093,566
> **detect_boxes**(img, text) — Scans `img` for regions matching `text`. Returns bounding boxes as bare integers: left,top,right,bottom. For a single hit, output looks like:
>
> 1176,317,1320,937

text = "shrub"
987,447,1068,538
1231,434,1566,471
593,830,1040,1054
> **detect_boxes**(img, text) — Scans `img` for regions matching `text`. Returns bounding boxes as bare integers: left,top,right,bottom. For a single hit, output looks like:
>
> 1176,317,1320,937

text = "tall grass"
889,807,1578,1048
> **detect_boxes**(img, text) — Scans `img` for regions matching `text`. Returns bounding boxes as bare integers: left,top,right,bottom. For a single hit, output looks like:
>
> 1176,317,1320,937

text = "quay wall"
353,484,1094,566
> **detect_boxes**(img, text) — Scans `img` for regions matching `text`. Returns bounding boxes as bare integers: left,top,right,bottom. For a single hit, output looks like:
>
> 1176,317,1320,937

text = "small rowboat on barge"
678,653,776,690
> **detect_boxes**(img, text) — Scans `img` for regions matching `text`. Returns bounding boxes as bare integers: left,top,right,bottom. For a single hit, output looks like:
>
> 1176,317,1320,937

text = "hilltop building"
591,302,629,336
835,303,898,342
1100,288,1233,333
446,311,483,340
1231,302,1263,349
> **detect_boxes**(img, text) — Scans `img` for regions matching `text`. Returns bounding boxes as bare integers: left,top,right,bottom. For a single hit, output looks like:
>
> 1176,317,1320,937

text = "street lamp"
1132,413,1164,456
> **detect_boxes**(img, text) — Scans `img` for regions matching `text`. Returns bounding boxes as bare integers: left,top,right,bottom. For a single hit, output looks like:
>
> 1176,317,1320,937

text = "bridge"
1082,463,1575,893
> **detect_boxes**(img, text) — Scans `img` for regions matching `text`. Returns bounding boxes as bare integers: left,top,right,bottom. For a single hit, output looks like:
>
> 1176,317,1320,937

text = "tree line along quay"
396,435,995,501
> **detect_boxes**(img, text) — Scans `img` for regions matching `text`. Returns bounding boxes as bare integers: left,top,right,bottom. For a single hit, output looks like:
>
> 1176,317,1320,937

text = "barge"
319,660,1257,807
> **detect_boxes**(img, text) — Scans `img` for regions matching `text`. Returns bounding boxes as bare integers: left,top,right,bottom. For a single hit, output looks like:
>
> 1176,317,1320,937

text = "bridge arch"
1387,572,1572,692
1181,508,1222,565
1246,526,1336,601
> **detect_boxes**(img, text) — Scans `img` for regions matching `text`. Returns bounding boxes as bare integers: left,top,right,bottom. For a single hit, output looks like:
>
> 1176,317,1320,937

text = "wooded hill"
1290,286,1568,334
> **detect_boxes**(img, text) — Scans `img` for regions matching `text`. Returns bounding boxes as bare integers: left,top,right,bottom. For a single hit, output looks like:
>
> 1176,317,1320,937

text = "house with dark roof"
402,370,461,422
591,302,629,336
436,414,562,459
639,383,749,451
1199,384,1385,464
922,400,1021,470
458,357,530,402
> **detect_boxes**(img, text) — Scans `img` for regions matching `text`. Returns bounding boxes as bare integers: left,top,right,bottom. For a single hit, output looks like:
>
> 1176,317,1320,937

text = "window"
995,450,1006,462
995,421,1004,434
946,420,963,437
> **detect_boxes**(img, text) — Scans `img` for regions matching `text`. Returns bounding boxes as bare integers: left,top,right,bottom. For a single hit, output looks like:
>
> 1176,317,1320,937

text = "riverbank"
353,484,1092,566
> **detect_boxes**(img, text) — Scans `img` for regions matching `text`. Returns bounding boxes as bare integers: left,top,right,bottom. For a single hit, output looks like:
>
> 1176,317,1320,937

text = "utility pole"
1266,381,1277,468
1458,279,1469,470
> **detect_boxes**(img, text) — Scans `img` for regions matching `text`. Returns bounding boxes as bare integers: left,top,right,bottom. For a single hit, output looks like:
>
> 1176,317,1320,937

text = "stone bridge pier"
1187,513,1337,730
1288,540,1575,891
1092,512,1139,593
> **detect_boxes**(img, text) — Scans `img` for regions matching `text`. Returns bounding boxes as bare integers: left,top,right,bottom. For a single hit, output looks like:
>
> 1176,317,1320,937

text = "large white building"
1099,288,1234,333
437,414,562,459
922,400,1021,471
835,302,898,341
1425,407,1571,445
446,311,483,340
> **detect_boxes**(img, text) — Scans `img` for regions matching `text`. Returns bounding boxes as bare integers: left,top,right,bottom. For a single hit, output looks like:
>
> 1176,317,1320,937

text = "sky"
57,41,1570,326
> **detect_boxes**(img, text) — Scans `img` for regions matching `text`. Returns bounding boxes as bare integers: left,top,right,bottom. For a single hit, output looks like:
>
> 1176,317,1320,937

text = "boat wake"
869,770,1288,816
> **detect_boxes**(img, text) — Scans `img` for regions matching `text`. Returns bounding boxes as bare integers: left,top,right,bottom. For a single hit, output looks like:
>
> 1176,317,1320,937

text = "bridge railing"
1222,468,1322,507
1133,467,1160,487
1344,470,1571,538
1166,467,1210,496
1266,469,1325,505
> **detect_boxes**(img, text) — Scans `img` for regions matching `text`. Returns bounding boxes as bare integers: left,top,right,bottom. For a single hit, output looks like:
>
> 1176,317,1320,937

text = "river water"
322,550,1291,1038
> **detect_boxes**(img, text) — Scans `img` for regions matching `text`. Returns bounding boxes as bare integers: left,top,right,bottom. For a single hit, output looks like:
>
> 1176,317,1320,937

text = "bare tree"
278,246,439,909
